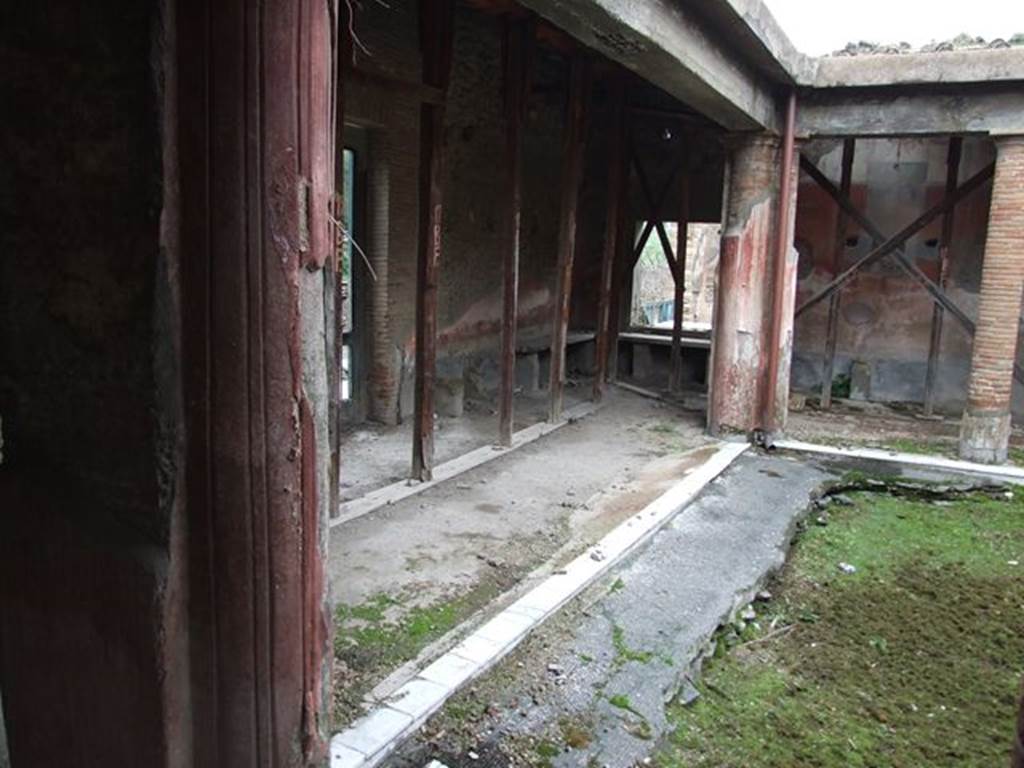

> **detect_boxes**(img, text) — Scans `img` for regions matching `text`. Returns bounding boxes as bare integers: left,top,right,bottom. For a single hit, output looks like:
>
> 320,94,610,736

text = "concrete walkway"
329,389,709,610
385,452,838,768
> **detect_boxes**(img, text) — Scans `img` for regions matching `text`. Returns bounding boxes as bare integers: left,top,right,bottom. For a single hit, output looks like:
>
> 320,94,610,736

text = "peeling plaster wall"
792,137,1007,416
709,136,781,435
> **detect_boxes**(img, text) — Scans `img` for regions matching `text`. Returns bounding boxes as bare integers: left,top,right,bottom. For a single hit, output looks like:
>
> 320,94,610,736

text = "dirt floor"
787,398,1024,464
658,481,1024,767
329,387,710,728
339,388,590,503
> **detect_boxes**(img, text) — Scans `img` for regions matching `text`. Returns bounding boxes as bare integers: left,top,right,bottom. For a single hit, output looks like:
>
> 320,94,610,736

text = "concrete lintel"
701,0,817,85
812,48,1024,89
517,0,780,132
796,85,1024,138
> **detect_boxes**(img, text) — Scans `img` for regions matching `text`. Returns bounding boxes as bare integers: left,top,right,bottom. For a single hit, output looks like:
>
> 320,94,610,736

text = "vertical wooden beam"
669,154,690,393
328,5,350,516
412,0,455,481
820,138,855,409
606,198,631,383
177,0,337,762
498,18,532,447
924,136,963,416
761,90,798,435
548,54,590,422
593,73,626,402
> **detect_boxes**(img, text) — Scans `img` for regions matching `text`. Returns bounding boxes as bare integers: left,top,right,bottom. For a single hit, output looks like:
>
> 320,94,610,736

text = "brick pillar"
959,136,1024,463
708,135,781,436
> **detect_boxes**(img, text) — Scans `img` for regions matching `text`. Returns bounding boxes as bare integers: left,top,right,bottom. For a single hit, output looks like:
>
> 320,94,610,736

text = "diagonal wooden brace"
796,160,994,321
631,153,684,273
798,156,993,333
632,151,682,282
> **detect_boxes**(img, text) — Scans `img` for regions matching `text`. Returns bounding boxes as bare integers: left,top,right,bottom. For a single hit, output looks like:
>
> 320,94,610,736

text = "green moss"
657,490,1024,768
608,693,634,711
612,623,654,665
649,423,677,435
535,740,560,759
878,436,954,458
609,577,626,594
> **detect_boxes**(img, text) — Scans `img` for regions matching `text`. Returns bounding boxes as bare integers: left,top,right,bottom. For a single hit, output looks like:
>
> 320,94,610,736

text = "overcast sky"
762,0,1024,56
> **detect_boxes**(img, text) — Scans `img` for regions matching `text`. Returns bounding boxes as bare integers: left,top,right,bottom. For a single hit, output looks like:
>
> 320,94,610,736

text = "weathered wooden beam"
412,0,455,481
327,11,349,516
923,137,963,416
669,160,689,393
795,161,994,319
631,156,684,267
498,18,533,446
632,152,678,280
607,177,632,383
798,155,989,332
548,54,590,422
593,73,626,402
820,138,855,409
347,64,445,105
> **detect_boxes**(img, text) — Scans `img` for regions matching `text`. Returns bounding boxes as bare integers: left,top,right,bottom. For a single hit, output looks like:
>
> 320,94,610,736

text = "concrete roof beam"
516,0,782,132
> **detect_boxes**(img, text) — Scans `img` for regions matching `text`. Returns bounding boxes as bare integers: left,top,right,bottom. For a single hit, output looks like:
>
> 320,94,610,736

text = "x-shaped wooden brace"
631,150,685,282
797,156,1024,384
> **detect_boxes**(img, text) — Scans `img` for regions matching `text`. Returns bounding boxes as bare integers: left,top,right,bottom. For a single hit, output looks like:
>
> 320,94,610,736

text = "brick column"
708,135,781,436
959,136,1024,463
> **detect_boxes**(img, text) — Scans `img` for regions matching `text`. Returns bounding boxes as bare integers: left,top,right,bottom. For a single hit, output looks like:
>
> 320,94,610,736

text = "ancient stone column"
708,135,782,436
959,136,1024,463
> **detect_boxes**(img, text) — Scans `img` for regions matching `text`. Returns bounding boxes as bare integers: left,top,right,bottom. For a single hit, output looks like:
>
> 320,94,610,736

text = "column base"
958,409,1011,464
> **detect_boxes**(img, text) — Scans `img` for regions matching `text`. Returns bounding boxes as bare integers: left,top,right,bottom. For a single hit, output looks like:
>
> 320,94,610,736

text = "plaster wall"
790,137,1023,417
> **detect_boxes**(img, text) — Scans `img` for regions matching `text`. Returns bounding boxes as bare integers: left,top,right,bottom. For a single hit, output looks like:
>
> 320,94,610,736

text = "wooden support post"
820,138,855,409
924,137,962,416
607,202,631,383
498,18,532,446
593,73,626,402
412,0,455,481
328,9,350,515
669,159,690,393
548,54,589,422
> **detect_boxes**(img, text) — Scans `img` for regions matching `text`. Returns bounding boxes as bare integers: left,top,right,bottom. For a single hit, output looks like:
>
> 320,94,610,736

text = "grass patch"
877,436,954,458
1009,446,1024,467
609,577,626,594
658,488,1024,768
332,581,504,726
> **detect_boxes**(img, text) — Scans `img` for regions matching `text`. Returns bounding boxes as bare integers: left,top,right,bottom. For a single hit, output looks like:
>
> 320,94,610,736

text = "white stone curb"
773,438,1024,484
332,400,601,528
329,440,750,768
